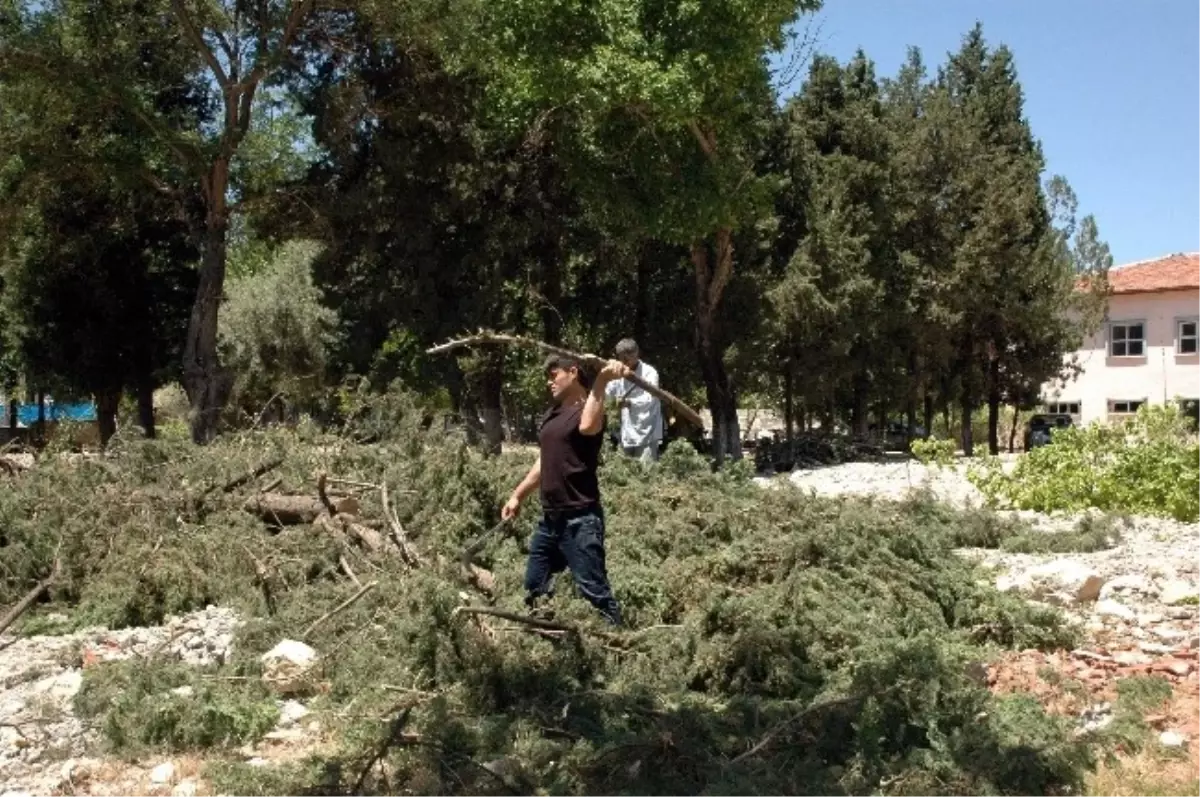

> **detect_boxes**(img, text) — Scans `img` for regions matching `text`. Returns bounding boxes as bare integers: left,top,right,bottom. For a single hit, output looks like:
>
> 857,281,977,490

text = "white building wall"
1042,289,1200,425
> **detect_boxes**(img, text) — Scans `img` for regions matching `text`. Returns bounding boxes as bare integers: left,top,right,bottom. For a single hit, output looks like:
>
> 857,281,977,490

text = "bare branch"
381,483,423,567
707,227,735,311
427,331,704,428
170,0,231,87
244,0,316,88
688,120,718,159
303,580,378,640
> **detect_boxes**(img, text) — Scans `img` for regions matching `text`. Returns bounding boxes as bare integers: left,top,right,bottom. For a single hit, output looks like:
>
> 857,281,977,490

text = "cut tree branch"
0,559,61,637
427,332,704,428
381,484,423,567
303,580,377,640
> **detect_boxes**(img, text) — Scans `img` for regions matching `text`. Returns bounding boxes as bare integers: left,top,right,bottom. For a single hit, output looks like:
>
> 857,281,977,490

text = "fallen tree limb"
244,494,327,525
381,483,423,567
452,605,582,635
0,559,61,637
245,492,358,526
427,331,704,429
728,693,861,765
315,471,341,516
206,455,284,497
316,514,387,553
303,580,378,640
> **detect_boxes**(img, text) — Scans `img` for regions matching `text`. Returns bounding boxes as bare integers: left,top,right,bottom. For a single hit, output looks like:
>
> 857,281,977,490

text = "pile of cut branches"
0,392,1096,795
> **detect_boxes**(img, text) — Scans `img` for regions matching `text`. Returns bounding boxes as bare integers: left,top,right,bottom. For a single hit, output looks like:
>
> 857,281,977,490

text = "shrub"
968,404,1199,521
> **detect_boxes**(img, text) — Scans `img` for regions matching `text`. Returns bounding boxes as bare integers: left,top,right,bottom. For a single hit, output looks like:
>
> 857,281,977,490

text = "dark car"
1024,413,1073,450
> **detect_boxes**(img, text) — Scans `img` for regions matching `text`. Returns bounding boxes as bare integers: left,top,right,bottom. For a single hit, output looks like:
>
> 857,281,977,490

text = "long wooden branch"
427,332,704,428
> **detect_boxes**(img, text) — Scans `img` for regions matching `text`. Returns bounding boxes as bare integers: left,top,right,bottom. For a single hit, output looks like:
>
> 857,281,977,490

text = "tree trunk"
1007,406,1020,453
537,236,563,345
182,160,233,444
923,393,934,439
7,393,16,433
95,389,120,447
691,233,740,464
35,390,45,444
986,358,1001,455
783,361,795,443
850,371,870,440
959,391,974,457
478,352,504,457
137,378,156,439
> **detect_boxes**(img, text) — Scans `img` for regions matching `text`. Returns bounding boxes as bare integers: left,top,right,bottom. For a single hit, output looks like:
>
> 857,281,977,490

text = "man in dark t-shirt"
501,353,628,626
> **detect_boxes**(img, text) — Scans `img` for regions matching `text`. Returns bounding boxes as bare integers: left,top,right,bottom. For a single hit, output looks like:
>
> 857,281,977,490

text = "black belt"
542,504,601,523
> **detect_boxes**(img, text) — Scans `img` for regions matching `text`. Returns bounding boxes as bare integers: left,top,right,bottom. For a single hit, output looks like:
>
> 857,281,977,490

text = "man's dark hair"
544,354,591,389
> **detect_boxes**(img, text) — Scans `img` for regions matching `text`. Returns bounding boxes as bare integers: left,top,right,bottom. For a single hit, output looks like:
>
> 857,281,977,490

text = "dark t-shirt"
538,402,604,510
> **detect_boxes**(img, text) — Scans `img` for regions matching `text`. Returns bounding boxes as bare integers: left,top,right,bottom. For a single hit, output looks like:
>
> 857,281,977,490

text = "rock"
1150,626,1188,643
997,560,1105,605
1159,731,1187,748
1079,702,1114,733
1164,659,1194,677
1100,574,1154,600
1094,599,1136,621
1168,607,1196,620
170,686,195,698
1138,642,1175,655
173,779,198,797
149,762,176,785
277,699,310,728
1158,580,1199,606
1113,650,1152,666
261,640,319,696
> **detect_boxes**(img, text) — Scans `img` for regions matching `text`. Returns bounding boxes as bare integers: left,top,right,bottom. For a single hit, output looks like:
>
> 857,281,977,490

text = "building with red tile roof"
1043,253,1199,426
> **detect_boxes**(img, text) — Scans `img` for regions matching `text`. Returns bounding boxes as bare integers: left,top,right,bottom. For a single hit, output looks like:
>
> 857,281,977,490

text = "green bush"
968,404,1199,521
74,660,279,755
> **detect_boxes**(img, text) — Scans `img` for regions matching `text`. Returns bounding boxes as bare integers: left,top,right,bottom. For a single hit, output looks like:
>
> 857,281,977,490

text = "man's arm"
502,455,541,519
580,360,628,436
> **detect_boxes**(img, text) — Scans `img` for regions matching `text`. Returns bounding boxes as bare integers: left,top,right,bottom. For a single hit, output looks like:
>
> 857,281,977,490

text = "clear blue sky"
775,0,1199,266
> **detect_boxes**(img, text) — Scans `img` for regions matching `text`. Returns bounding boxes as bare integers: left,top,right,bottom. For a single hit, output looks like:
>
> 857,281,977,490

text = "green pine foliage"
0,393,1097,795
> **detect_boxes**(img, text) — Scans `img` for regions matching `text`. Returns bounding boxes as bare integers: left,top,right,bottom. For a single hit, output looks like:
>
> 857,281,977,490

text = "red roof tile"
1105,252,1199,294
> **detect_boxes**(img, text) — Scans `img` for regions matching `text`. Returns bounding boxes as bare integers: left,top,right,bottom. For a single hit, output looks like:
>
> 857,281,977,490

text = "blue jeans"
524,506,622,626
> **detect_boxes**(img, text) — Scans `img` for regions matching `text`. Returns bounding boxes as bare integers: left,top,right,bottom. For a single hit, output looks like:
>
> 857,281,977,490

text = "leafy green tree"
770,51,897,438
219,240,335,425
270,12,590,453
1,0,319,443
0,0,201,443
442,0,823,462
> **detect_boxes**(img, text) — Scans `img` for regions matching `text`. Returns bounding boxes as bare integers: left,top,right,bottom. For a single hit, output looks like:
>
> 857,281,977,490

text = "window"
1109,322,1145,357
1178,319,1198,355
1045,402,1080,416
1108,399,1145,416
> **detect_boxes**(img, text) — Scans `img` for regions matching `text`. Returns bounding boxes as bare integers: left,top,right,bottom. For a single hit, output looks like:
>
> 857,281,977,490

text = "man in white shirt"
604,338,663,462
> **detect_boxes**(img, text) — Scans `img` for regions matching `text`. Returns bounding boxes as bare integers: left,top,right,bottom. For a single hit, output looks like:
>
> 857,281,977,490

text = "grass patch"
1000,514,1125,554
74,660,279,756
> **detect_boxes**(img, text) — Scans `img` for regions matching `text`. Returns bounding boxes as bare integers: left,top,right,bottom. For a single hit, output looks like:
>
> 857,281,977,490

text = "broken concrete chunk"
997,560,1105,605
261,639,320,696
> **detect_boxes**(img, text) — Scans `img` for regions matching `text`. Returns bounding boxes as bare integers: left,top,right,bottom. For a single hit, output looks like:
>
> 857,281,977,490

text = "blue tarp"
0,402,97,425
